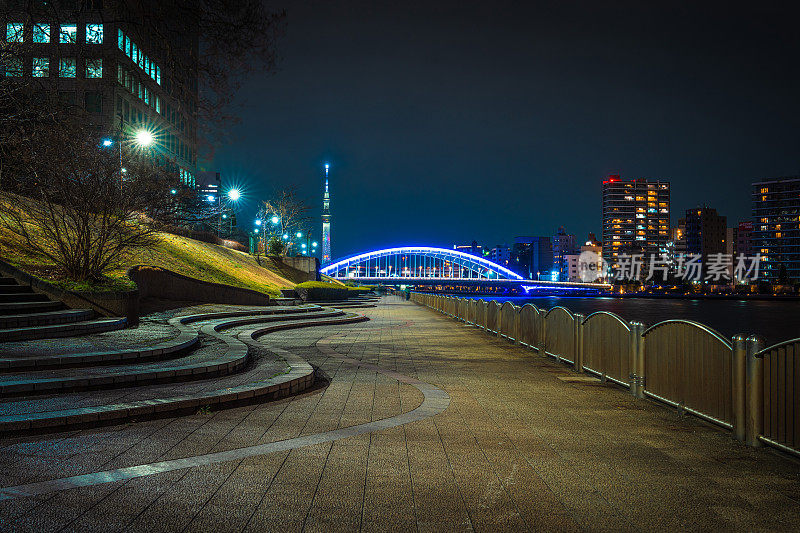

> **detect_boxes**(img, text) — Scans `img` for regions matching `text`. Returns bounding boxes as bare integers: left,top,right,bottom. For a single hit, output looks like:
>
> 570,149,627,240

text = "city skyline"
210,0,800,258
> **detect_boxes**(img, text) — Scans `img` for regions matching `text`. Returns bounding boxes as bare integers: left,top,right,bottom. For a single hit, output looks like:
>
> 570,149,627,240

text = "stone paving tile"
1,298,800,532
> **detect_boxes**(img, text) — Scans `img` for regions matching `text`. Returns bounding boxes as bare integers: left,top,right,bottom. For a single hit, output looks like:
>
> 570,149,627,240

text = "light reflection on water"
461,295,799,346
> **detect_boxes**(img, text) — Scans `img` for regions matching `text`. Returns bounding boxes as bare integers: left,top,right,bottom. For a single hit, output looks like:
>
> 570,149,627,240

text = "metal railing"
408,291,800,458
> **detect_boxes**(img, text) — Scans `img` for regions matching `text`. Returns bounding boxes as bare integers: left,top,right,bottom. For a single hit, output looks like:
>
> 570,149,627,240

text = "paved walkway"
1,297,799,532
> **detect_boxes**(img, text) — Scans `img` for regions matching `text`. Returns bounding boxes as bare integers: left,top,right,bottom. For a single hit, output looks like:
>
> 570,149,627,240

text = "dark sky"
211,0,800,259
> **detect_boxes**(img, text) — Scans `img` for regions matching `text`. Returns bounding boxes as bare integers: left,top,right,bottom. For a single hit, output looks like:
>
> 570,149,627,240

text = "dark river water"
459,295,799,346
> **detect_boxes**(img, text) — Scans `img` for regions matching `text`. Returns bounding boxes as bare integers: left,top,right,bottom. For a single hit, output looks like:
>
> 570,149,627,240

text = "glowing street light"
255,219,262,226
102,138,113,147
282,234,289,240
296,232,302,238
227,188,241,201
170,189,177,195
270,215,280,225
134,129,154,147
207,195,215,203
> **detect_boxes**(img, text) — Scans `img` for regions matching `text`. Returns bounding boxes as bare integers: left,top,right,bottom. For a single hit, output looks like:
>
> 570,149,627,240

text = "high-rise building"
510,236,535,279
735,221,753,257
2,1,200,189
489,245,511,267
321,164,331,264
552,226,577,281
602,175,670,270
752,177,800,283
685,207,728,279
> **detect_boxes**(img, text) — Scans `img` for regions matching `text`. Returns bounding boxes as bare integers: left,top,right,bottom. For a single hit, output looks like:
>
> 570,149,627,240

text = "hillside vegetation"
0,227,306,297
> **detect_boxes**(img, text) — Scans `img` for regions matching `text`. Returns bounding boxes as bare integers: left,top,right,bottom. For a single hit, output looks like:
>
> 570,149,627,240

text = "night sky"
211,0,800,259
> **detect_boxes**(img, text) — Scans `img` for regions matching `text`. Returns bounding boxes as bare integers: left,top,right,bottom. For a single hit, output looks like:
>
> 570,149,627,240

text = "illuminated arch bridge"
320,246,611,293
320,246,524,281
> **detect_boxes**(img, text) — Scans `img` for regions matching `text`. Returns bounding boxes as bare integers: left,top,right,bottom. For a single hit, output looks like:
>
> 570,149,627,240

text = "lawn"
0,226,306,297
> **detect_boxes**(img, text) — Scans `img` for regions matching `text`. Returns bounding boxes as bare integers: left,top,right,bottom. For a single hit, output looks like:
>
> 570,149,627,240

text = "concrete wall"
129,266,270,306
279,257,320,282
0,259,140,325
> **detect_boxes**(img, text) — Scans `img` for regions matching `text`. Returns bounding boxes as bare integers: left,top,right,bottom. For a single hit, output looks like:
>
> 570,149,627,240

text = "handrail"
755,336,800,358
519,303,540,314
582,311,631,331
642,319,732,349
544,306,575,319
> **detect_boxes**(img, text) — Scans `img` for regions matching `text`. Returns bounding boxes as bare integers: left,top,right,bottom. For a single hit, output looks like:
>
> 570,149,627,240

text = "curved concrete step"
0,317,127,342
0,309,346,395
0,305,324,371
0,309,93,330
0,301,64,316
0,293,50,303
0,285,35,294
0,311,367,434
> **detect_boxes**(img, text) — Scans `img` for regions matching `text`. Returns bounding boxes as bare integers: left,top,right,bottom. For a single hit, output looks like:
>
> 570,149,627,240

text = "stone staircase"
0,276,126,342
0,298,369,435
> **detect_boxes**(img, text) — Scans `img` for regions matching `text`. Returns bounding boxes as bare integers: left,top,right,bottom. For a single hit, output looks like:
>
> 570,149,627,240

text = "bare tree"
0,116,184,282
260,187,311,237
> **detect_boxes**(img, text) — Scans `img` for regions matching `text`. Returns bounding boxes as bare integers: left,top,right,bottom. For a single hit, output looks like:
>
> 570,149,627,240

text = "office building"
552,226,577,281
454,241,483,257
685,207,728,279
2,1,199,188
752,177,800,283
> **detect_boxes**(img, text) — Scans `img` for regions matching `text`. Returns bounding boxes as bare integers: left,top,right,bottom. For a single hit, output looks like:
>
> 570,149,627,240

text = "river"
458,295,799,346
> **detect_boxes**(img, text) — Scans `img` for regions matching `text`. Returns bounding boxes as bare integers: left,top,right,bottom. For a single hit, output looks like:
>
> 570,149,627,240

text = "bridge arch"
320,246,524,281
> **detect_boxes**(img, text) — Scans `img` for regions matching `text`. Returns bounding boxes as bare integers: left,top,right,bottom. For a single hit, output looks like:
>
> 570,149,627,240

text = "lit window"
6,23,24,43
58,58,76,77
155,96,161,113
156,65,161,85
59,24,77,43
117,64,123,84
125,36,131,57
131,42,137,62
86,24,103,44
85,58,103,78
4,57,23,76
118,29,124,50
32,57,49,77
33,23,50,43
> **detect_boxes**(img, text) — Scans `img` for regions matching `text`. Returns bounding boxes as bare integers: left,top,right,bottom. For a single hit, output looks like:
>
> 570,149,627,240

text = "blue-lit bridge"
320,246,610,295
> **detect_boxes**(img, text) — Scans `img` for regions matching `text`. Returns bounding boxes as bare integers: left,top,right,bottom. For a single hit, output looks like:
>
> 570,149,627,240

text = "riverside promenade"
1,296,799,531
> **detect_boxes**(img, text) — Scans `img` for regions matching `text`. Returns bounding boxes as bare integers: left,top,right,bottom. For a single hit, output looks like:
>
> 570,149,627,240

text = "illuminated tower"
322,164,332,264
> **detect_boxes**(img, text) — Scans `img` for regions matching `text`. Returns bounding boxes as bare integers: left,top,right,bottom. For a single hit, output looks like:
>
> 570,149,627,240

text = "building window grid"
33,23,50,43
6,22,24,43
58,57,76,78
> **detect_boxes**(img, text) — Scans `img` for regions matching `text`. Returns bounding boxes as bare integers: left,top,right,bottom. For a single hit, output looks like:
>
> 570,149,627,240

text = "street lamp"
227,188,241,201
102,138,113,147
134,129,154,147
271,215,280,225
255,219,262,226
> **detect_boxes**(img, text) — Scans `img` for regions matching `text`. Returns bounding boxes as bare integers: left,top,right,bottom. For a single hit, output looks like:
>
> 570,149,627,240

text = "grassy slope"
0,226,306,297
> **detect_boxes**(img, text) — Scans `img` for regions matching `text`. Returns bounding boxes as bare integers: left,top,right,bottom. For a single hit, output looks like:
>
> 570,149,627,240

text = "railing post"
513,308,521,344
538,312,547,355
745,335,764,447
732,335,747,442
573,313,584,372
629,322,645,398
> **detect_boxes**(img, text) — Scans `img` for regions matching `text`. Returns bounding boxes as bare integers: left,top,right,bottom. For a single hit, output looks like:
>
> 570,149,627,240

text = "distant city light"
271,215,280,224
227,188,241,201
207,195,215,202
121,168,127,173
302,243,307,248
282,234,289,240
255,219,262,226
134,129,154,147
325,163,330,169
170,189,177,195
222,214,227,219
312,241,318,247
296,232,302,238
102,138,113,147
